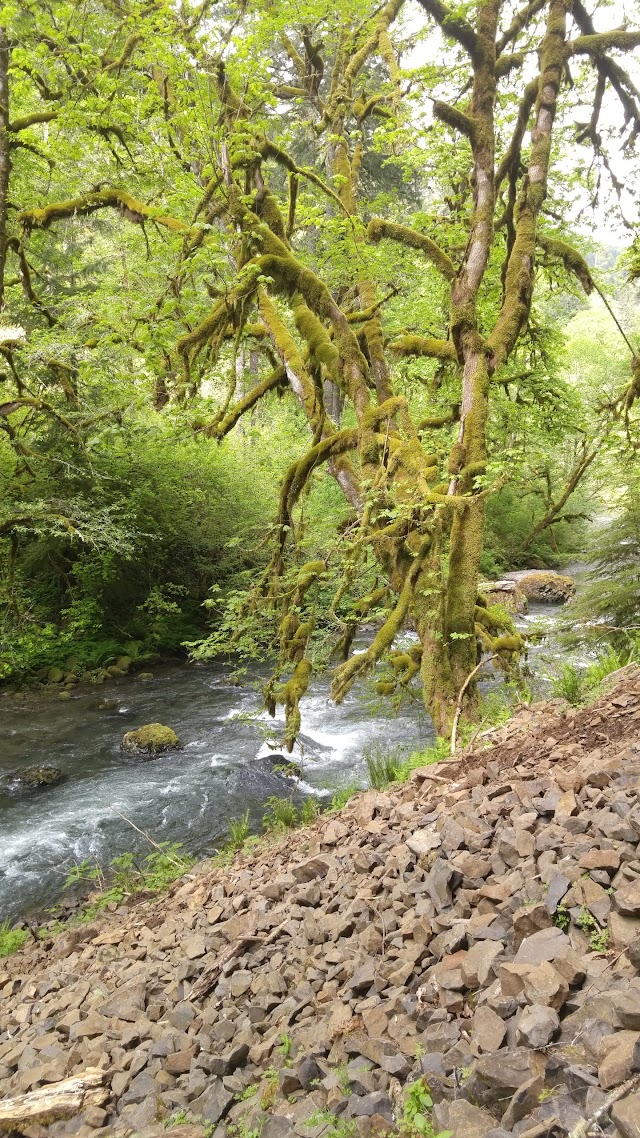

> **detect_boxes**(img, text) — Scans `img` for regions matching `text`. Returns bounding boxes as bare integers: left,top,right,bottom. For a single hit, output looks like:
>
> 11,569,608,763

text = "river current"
0,655,431,922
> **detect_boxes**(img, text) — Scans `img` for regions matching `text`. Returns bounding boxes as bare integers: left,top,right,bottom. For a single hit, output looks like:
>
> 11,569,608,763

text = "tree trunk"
0,25,10,312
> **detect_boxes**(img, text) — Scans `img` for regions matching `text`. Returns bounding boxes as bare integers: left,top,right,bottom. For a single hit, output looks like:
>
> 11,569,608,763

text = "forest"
1,0,640,740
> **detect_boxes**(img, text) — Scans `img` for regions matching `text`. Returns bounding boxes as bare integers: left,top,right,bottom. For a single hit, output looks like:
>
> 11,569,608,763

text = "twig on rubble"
567,1071,640,1138
187,919,287,1001
518,1121,560,1138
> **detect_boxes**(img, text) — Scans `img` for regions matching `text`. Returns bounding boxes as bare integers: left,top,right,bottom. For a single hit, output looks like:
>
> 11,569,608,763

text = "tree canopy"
1,0,639,735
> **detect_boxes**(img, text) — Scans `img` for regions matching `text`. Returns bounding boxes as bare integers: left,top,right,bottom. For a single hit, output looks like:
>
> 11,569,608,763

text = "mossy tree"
2,0,640,730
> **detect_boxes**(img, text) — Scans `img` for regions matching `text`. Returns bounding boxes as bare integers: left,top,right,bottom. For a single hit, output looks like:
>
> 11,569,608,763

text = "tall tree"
3,0,640,735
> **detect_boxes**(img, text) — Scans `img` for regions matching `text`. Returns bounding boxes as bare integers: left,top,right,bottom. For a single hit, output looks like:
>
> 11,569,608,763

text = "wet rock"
121,722,181,755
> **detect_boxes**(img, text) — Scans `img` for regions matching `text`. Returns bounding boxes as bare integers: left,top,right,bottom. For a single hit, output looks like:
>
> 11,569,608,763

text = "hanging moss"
375,680,397,696
277,658,313,751
537,234,594,294
293,301,340,377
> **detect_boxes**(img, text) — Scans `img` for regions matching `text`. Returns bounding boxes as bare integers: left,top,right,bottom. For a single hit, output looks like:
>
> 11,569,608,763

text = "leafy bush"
401,1078,452,1138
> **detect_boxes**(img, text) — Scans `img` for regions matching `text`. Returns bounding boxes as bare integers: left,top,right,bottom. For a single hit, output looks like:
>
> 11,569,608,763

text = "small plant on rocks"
306,1111,357,1138
262,795,300,832
401,1078,452,1138
552,903,570,931
364,743,402,789
577,907,609,952
228,810,251,850
551,663,585,706
301,797,320,824
62,843,195,920
330,784,360,810
0,921,28,958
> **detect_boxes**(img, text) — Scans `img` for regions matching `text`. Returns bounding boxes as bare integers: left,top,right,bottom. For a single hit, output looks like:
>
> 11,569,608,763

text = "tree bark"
0,25,10,312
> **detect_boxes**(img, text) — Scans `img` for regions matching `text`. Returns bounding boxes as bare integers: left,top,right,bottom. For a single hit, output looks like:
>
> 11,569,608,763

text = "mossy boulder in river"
20,766,63,788
122,723,181,757
514,570,576,604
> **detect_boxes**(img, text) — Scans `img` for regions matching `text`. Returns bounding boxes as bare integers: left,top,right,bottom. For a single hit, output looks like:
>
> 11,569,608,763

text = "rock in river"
511,570,575,604
16,769,62,787
121,722,181,757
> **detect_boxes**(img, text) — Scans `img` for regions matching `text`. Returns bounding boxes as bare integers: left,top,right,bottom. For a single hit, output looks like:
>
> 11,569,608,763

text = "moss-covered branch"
488,0,567,368
497,0,546,54
331,535,432,702
495,51,526,78
8,111,59,133
418,405,461,429
367,219,456,280
18,190,188,233
416,0,477,55
433,100,477,140
495,78,538,189
102,33,142,72
389,334,457,361
259,291,321,425
568,30,640,56
203,365,286,439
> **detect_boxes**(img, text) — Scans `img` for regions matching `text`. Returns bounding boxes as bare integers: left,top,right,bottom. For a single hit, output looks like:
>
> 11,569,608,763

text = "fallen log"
0,1068,108,1133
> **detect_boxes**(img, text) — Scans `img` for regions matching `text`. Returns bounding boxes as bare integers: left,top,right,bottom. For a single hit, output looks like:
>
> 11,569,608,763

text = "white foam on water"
294,778,332,798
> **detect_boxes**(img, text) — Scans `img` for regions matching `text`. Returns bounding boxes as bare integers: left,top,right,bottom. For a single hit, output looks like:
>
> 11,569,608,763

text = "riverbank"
3,666,640,1138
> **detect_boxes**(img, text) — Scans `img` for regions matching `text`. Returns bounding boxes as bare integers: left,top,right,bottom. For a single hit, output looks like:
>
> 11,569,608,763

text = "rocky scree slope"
4,669,640,1138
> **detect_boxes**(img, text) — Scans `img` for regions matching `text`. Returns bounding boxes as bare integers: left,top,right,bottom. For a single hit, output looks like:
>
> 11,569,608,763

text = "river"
0,581,582,925
0,653,432,922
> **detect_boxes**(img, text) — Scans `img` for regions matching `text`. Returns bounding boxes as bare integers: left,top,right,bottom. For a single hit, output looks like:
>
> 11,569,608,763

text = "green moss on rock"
122,723,181,756
21,766,63,787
